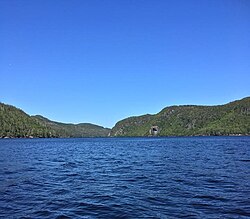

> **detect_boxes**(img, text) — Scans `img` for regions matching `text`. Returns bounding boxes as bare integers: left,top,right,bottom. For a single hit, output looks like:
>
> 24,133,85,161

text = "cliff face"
110,97,250,137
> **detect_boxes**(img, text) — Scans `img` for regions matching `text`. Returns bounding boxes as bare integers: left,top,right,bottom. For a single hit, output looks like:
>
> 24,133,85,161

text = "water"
0,137,249,218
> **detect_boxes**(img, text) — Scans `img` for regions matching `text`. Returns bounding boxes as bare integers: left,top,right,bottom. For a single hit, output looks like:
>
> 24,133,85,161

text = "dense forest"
110,97,250,137
1,97,249,138
32,115,110,138
0,103,110,138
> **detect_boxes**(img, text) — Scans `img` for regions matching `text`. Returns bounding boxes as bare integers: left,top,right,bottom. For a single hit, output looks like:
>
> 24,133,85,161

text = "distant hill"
0,103,110,138
32,115,110,138
110,97,250,137
1,97,249,138
0,103,55,138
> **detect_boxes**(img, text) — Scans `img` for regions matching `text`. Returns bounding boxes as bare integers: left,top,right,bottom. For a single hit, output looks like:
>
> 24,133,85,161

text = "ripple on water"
0,137,249,218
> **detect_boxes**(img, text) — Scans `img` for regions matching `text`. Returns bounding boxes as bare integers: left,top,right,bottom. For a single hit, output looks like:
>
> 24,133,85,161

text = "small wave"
146,196,171,206
239,159,250,162
62,162,78,168
55,214,72,219
191,202,212,208
65,173,79,177
194,195,228,202
51,188,69,195
3,170,16,175
75,202,132,218
223,208,250,217
33,210,52,217
173,178,184,183
205,178,224,184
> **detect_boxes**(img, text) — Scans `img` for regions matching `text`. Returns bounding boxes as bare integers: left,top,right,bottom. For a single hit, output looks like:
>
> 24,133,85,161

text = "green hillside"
0,103,110,138
110,97,250,137
1,97,249,138
0,103,55,138
32,115,110,137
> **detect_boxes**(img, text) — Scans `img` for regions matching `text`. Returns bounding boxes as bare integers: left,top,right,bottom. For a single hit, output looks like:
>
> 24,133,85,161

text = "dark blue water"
0,137,249,218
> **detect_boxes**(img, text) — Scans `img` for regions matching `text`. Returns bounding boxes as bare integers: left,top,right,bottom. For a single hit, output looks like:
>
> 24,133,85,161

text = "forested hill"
0,103,110,138
0,103,55,138
1,97,249,138
32,115,110,138
110,97,250,137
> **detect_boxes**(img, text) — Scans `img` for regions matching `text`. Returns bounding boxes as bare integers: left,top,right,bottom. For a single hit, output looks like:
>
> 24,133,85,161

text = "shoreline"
1,134,249,139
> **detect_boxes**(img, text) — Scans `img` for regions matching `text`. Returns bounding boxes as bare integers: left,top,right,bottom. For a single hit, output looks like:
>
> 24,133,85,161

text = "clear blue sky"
1,0,249,128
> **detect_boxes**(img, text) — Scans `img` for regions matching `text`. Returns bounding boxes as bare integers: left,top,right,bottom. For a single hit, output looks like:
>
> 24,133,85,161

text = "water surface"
0,137,249,218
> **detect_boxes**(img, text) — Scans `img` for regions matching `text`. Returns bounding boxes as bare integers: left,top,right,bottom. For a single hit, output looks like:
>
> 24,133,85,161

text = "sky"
0,0,250,128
